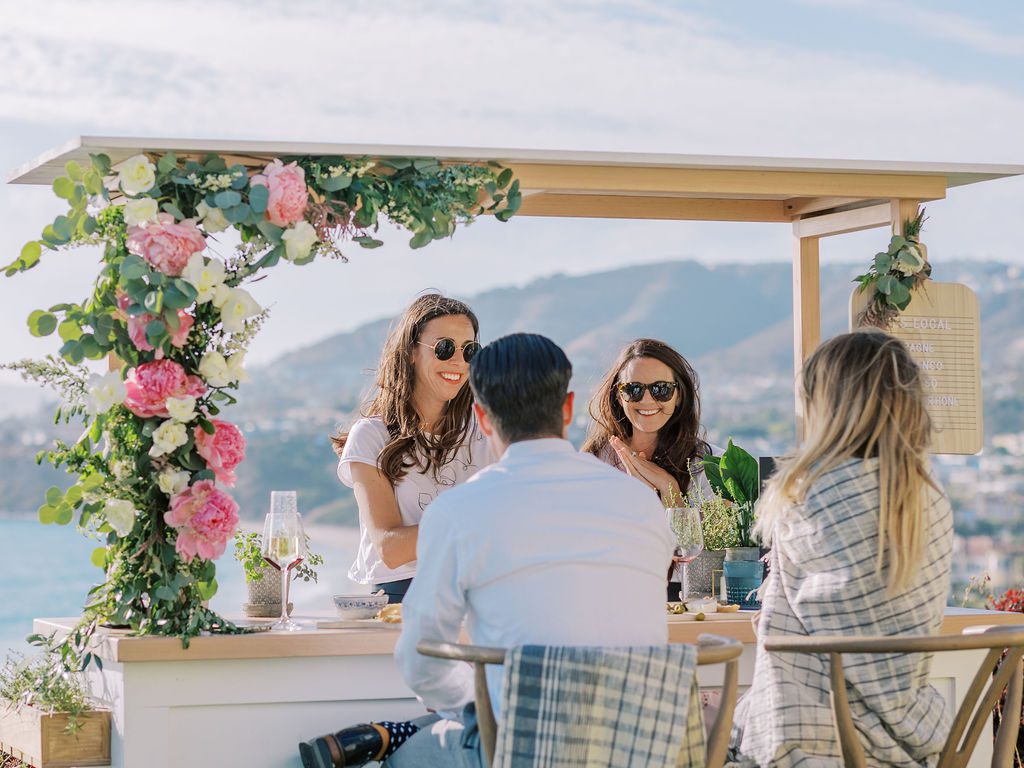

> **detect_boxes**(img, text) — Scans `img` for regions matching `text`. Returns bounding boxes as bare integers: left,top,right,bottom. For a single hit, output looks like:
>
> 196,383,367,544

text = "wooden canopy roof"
9,136,1024,226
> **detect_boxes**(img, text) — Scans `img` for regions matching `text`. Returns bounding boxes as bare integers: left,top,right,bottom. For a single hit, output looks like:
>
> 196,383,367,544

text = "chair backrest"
762,625,1024,768
418,634,743,768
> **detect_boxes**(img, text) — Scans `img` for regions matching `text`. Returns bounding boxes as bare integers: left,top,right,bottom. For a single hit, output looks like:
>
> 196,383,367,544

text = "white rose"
181,253,227,305
117,154,157,197
166,396,197,423
149,421,189,458
225,352,249,384
103,498,138,537
86,372,127,415
218,287,261,334
195,201,231,234
281,221,318,262
157,469,191,497
211,283,233,309
198,351,232,387
123,197,160,227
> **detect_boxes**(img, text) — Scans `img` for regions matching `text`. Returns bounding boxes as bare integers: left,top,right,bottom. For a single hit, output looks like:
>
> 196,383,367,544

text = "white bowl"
332,594,389,620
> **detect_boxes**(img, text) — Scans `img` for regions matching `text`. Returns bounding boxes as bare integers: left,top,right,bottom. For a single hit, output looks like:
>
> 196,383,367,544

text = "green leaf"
229,164,249,189
162,286,192,310
353,236,384,249
53,177,76,200
28,309,58,337
90,547,108,568
59,339,84,364
38,504,57,525
120,254,149,280
80,334,103,359
248,183,270,213
701,456,726,497
318,174,352,192
157,152,178,175
52,215,73,241
213,190,242,209
45,486,63,506
83,171,104,196
173,279,198,303
18,240,43,270
54,504,73,525
718,439,759,505
888,279,910,307
409,228,434,249
197,579,219,600
65,485,83,504
58,318,83,342
161,201,185,221
144,290,163,314
497,168,513,187
64,160,84,181
256,220,282,244
223,203,252,224
876,275,897,296
81,473,105,491
82,216,98,236
193,469,216,482
196,416,216,435
887,235,908,255
203,155,228,172
145,319,167,346
413,158,441,173
154,586,179,602
90,153,112,175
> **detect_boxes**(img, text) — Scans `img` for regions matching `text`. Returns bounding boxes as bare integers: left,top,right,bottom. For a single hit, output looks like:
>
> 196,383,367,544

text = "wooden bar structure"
11,137,1023,442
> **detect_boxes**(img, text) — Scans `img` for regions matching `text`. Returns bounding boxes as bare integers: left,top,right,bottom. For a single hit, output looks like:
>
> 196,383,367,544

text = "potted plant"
0,639,110,768
687,491,740,597
703,439,764,606
234,531,324,618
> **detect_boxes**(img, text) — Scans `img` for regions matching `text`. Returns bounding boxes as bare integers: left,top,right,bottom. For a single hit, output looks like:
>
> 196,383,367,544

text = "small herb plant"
233,531,324,584
702,439,760,548
0,637,93,734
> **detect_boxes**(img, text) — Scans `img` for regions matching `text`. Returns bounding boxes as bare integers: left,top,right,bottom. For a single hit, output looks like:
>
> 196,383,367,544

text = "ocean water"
0,517,362,654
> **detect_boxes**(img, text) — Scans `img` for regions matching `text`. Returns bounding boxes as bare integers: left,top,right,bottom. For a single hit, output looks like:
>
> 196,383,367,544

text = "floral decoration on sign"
854,208,931,328
3,149,520,664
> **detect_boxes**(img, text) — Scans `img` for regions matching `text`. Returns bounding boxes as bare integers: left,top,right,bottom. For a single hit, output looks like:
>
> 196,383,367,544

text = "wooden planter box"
0,705,110,767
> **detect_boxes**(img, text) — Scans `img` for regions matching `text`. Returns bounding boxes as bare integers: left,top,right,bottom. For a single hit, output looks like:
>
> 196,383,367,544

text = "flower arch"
5,150,521,651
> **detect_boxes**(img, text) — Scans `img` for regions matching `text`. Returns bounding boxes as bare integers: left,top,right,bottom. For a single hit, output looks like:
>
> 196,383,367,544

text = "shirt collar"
502,437,576,461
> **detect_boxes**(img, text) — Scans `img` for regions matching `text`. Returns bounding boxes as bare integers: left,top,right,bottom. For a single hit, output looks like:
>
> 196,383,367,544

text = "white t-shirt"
338,415,493,584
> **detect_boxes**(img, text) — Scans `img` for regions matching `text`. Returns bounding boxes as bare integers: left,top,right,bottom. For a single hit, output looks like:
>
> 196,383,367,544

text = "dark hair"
469,333,572,443
330,293,479,484
581,338,709,496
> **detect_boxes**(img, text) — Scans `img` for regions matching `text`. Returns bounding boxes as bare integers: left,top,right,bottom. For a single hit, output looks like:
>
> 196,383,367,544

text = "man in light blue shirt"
301,334,673,768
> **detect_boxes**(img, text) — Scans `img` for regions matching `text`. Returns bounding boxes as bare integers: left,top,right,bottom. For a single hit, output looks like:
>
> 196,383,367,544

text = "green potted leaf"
234,531,324,618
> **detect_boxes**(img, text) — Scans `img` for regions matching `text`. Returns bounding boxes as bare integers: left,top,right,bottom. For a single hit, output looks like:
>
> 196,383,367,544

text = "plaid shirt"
730,458,954,767
494,644,705,767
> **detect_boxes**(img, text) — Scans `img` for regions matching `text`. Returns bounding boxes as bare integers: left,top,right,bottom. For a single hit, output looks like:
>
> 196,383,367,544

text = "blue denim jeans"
382,705,483,768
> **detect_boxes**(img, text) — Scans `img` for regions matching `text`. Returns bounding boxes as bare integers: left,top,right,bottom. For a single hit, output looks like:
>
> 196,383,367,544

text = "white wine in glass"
261,491,306,631
667,506,704,603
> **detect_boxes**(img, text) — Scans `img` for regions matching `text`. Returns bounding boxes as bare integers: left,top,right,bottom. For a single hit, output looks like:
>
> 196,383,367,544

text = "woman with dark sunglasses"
582,338,716,600
329,294,492,604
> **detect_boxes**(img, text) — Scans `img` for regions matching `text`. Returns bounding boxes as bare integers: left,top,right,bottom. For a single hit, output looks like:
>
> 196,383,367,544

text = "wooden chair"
762,625,1024,768
417,634,743,768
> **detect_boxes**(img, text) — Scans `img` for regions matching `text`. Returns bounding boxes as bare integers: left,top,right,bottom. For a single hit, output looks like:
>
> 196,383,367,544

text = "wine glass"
667,506,704,604
261,491,306,632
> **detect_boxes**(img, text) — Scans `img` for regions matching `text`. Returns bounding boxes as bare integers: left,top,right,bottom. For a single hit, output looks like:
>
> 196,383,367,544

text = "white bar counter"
35,608,1024,768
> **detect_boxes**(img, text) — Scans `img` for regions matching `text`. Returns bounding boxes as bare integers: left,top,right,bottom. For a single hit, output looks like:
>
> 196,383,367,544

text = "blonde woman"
730,330,954,767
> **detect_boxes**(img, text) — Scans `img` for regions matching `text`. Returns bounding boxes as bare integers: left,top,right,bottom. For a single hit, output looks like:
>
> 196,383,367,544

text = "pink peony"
118,292,194,353
165,480,239,562
194,419,246,487
251,160,308,227
123,359,206,418
126,213,207,277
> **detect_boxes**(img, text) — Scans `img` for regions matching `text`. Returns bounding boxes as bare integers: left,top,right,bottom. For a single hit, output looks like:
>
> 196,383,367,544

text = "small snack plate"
666,612,749,623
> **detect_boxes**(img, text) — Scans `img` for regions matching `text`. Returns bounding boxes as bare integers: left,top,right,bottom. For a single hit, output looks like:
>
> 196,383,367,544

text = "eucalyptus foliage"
854,208,931,328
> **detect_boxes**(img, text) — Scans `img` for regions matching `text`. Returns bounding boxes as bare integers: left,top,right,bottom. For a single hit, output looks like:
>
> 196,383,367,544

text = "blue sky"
0,0,1021,377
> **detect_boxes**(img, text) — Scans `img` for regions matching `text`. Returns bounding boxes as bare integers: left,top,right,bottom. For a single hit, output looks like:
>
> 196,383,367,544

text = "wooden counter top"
35,607,1024,664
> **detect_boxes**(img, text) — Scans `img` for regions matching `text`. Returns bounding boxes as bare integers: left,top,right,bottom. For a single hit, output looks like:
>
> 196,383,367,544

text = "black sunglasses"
417,338,482,363
617,380,678,403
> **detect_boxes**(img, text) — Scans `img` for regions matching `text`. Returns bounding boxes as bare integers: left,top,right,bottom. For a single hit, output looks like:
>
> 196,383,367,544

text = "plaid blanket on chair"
493,644,705,767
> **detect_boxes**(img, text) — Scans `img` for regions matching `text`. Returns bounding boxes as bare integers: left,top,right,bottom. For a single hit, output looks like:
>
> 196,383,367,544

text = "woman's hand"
610,436,679,501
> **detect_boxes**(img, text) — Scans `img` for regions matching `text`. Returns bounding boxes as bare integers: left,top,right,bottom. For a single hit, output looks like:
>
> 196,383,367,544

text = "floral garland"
4,150,520,658
854,208,931,328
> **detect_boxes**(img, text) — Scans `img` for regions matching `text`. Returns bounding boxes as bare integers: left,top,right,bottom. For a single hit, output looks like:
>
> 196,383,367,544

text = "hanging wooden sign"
850,281,982,454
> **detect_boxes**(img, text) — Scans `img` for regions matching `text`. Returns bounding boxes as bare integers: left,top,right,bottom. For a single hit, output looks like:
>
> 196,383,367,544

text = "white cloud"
0,0,1021,382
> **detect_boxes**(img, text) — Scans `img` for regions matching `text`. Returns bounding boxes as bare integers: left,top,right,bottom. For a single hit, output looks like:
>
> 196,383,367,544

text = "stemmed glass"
261,491,306,632
668,506,704,604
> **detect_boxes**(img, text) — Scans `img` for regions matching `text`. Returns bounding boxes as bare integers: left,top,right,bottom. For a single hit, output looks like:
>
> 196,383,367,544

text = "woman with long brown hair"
330,293,492,604
583,338,716,599
730,330,954,767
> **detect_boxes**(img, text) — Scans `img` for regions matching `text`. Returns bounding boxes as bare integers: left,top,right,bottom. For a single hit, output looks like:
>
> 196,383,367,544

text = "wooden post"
792,233,820,441
890,198,920,236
